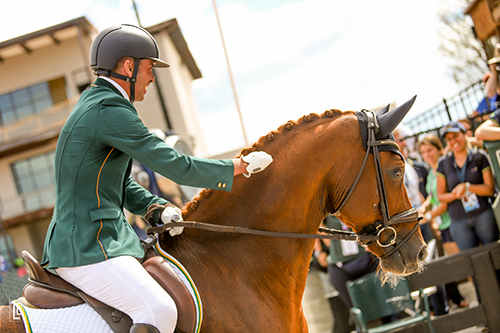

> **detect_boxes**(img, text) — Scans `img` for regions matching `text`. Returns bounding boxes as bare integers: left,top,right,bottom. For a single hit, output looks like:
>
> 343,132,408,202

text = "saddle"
21,251,196,333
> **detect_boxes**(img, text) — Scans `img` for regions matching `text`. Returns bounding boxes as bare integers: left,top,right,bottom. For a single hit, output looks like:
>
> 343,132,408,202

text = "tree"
437,0,495,86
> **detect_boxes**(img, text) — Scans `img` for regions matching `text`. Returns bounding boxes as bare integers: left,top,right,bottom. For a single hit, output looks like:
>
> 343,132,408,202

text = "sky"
0,0,471,155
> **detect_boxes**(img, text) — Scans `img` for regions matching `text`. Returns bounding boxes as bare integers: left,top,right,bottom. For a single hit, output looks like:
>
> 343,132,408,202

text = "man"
41,24,272,333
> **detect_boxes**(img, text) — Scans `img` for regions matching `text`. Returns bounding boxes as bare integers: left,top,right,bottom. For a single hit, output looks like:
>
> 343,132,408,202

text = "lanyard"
456,157,468,184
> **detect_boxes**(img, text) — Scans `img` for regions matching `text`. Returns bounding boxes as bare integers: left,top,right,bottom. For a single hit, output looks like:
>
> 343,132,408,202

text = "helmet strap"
94,58,141,103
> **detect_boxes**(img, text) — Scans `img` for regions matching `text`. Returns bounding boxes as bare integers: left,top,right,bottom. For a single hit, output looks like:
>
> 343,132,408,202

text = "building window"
0,77,67,127
11,151,56,212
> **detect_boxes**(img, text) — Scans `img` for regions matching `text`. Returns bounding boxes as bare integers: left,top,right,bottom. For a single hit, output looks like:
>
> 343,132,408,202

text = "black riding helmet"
89,24,169,102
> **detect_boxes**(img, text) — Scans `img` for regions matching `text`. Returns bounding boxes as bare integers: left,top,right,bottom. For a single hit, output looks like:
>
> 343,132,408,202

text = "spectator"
473,43,500,116
418,134,468,309
437,121,499,252
473,72,498,116
324,214,378,333
311,238,329,274
475,93,500,190
485,45,500,110
394,128,448,316
393,128,432,241
459,118,482,149
418,135,460,255
476,97,500,144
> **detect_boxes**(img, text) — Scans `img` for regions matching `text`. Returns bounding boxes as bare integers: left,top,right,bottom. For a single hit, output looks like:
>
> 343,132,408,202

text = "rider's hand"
241,151,273,178
161,206,184,237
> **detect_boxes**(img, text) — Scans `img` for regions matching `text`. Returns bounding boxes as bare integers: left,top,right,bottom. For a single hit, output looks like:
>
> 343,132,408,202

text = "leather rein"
146,110,419,259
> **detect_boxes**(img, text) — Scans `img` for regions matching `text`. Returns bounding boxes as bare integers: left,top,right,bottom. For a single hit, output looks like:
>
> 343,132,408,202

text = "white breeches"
56,256,177,333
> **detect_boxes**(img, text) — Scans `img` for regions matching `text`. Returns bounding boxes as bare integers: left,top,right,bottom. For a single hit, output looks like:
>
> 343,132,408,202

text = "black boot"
130,323,160,333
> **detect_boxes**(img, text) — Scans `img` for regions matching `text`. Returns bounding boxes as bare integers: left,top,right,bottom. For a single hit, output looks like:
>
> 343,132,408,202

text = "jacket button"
218,183,222,188
223,183,226,188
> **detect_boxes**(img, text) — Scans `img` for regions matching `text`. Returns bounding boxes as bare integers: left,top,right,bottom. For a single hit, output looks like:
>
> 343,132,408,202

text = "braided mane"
183,108,346,215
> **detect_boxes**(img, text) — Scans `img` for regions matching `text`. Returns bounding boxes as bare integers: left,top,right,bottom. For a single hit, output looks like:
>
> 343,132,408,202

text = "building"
0,17,208,263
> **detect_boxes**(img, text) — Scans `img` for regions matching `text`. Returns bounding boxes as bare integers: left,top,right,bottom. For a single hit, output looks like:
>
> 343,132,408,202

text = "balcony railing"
0,97,78,145
0,186,55,221
403,80,487,137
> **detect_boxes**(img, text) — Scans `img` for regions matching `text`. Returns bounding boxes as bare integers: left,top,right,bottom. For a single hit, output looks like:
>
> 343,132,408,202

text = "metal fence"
403,80,488,137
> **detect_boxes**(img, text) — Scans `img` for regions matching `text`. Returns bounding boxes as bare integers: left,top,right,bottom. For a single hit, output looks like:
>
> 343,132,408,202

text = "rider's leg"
56,255,177,333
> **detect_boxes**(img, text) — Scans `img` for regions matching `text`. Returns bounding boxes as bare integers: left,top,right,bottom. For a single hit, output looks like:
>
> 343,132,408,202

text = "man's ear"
123,58,135,76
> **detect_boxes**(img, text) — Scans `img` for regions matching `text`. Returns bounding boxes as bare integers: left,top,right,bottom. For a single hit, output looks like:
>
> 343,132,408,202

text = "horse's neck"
167,111,358,272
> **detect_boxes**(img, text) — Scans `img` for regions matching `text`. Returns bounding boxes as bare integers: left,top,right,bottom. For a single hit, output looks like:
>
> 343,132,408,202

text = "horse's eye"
393,168,403,178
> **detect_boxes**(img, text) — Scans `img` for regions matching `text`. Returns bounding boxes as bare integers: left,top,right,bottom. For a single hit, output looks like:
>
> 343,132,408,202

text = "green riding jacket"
41,78,234,269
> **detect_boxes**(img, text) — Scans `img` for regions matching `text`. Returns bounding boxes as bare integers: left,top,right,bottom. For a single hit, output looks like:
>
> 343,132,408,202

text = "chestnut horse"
0,98,426,332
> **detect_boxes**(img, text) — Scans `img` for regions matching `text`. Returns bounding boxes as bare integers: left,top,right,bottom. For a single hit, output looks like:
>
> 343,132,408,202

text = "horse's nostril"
418,245,428,261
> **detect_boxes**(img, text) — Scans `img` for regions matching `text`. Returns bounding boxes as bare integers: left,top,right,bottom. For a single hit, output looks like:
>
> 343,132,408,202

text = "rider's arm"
123,176,167,218
97,98,235,191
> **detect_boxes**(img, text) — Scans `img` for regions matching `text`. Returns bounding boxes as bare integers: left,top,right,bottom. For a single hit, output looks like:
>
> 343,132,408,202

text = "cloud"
189,0,463,154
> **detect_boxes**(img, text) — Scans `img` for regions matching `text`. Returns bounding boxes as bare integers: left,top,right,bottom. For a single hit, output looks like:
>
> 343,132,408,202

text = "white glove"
241,151,273,178
161,206,184,237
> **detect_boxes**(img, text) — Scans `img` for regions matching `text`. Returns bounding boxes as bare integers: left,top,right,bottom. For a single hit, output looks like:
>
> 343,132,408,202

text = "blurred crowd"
309,45,500,333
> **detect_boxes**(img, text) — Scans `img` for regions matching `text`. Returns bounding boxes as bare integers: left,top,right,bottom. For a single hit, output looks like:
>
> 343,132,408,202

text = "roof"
0,17,96,62
0,17,202,80
147,18,202,80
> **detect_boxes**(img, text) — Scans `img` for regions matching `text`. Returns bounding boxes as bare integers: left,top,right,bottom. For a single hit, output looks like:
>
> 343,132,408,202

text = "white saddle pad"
12,301,112,333
12,245,202,333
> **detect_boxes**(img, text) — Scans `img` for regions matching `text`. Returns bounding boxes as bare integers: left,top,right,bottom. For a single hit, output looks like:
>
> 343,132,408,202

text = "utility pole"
212,0,250,147
131,0,172,129
132,0,142,27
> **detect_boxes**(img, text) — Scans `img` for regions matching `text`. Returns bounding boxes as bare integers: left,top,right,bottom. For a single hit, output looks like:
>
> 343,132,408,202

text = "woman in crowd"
419,134,468,308
436,122,499,251
419,134,459,255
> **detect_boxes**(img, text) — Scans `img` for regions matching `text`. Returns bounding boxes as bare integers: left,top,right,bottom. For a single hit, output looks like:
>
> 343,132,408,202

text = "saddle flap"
23,284,84,309
143,256,197,333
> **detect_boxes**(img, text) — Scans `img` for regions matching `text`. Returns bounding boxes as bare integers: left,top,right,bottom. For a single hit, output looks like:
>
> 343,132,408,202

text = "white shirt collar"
99,76,130,101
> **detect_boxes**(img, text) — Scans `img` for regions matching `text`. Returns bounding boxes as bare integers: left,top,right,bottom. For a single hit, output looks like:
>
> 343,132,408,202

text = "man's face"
393,132,406,152
134,59,155,102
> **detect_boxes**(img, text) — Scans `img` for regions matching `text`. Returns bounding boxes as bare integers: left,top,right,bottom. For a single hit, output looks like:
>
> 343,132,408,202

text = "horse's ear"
376,104,390,115
377,95,417,138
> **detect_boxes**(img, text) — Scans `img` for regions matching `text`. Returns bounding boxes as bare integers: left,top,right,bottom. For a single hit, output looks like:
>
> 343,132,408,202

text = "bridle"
333,109,419,259
145,110,420,260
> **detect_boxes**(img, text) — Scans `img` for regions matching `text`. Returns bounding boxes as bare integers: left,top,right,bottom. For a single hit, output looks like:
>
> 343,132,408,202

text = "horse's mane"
183,108,350,215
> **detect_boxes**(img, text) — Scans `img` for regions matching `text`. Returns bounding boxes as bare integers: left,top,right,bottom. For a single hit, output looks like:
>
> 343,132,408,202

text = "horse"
0,97,427,333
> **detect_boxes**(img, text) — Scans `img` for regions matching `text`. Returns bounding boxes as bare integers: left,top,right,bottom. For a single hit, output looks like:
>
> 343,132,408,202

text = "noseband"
335,109,419,259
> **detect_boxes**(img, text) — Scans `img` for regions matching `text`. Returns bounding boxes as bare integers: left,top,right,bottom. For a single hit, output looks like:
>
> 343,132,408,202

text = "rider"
40,24,272,333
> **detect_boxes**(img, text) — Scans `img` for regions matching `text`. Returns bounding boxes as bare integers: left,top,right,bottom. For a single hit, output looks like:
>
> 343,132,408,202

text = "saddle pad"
154,243,203,333
12,300,112,333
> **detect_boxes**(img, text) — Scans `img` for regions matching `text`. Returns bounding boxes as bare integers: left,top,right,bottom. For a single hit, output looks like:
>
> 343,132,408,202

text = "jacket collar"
91,77,129,100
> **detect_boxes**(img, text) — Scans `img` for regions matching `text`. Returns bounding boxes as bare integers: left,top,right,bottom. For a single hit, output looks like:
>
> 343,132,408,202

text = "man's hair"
113,57,135,72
